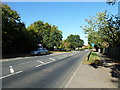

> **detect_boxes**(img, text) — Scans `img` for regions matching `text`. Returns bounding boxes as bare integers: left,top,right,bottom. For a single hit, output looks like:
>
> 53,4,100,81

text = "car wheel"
38,53,41,55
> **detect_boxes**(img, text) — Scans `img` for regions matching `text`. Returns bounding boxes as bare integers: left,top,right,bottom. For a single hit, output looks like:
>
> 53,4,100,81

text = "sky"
2,0,116,2
3,2,118,45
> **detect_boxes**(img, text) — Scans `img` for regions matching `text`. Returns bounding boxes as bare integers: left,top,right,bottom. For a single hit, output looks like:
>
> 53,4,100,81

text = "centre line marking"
45,61,52,64
36,64,43,67
0,70,23,79
49,58,55,61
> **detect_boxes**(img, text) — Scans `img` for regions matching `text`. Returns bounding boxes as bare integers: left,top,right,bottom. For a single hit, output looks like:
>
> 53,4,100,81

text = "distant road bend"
1,51,90,88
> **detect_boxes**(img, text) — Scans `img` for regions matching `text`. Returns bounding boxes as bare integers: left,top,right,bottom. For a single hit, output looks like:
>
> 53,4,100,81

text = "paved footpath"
66,63,118,88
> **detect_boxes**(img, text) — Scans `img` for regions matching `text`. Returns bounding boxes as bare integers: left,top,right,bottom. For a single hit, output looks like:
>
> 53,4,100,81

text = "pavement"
66,52,119,88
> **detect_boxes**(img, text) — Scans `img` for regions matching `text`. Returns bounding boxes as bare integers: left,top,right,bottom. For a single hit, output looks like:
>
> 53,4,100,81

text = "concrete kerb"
79,50,92,64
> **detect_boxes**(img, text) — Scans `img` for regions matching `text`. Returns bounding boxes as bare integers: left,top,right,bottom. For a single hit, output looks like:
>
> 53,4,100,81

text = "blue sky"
4,2,118,45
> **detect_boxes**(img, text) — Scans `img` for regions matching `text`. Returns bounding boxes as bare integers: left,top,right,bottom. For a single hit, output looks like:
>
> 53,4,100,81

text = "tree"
66,34,84,50
2,4,35,55
2,3,63,55
82,11,120,50
27,20,44,45
49,25,62,50
59,40,70,51
2,4,20,54
27,21,63,50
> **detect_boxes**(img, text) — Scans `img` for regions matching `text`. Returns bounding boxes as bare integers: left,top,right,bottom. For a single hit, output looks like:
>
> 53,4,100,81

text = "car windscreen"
37,48,43,50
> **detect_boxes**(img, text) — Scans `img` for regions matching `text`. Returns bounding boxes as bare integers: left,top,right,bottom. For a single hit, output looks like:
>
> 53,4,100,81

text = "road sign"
92,43,94,47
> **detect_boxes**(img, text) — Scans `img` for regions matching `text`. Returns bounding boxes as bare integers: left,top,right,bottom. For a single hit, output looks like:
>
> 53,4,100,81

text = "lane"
2,51,80,76
2,52,75,66
2,51,90,88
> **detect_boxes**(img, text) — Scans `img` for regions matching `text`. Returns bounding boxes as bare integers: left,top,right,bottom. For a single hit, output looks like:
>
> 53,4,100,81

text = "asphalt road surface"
1,51,90,88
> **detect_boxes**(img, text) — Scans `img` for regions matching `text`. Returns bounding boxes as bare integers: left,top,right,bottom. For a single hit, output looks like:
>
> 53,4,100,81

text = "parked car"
31,48,48,55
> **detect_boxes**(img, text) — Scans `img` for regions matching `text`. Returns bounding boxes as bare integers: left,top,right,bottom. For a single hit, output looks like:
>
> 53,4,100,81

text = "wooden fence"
104,47,120,61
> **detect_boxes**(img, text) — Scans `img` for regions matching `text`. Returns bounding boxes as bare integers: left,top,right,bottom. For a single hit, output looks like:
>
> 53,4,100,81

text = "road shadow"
88,53,120,74
110,64,120,78
102,57,120,78
89,60,103,69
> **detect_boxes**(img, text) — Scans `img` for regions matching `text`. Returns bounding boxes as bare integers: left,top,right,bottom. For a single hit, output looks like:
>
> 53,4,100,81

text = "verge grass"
84,52,100,64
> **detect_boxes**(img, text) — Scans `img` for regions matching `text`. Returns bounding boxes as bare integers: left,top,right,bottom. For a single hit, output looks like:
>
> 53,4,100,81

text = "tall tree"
27,20,44,45
82,11,120,49
27,21,63,50
2,4,35,55
50,26,62,48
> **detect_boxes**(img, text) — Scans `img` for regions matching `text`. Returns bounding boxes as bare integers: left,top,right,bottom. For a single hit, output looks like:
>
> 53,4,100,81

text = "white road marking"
64,61,83,88
0,70,23,79
45,61,52,64
36,64,44,67
36,52,78,68
9,66,14,74
49,58,55,61
36,61,53,68
37,60,45,64
36,53,74,68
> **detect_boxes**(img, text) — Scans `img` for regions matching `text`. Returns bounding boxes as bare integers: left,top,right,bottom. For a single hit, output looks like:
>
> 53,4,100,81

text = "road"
1,51,90,88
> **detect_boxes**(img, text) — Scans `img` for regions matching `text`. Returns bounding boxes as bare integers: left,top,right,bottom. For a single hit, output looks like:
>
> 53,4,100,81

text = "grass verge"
84,52,101,64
